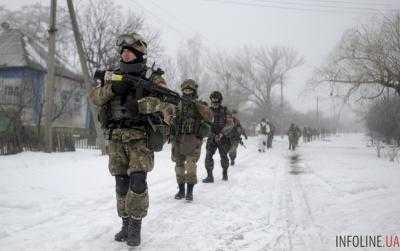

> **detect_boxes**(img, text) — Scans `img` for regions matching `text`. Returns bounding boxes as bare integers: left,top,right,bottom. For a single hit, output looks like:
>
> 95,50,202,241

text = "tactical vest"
174,99,201,135
98,69,158,129
260,124,267,135
210,106,227,135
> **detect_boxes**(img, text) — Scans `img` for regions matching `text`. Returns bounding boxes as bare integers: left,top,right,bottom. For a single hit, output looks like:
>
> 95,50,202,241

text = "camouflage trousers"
107,128,154,219
171,135,203,184
173,143,202,185
228,141,239,162
205,136,230,171
288,135,296,150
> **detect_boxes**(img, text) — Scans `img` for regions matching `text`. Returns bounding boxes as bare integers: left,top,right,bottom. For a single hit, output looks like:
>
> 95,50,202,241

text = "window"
60,90,71,105
4,86,20,96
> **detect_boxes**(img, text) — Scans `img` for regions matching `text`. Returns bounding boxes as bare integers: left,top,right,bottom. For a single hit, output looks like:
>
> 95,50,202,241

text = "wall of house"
51,75,88,129
0,67,88,129
0,67,44,126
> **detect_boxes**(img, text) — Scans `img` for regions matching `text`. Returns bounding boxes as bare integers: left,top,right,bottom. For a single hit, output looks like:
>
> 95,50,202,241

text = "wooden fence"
0,127,99,155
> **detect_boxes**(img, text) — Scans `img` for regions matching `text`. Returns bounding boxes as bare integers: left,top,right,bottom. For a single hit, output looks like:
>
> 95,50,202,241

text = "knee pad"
129,172,147,194
115,175,130,196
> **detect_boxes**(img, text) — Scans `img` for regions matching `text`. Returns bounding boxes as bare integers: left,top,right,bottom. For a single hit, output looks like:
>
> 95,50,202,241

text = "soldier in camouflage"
89,32,168,247
294,124,302,148
227,110,247,166
203,91,234,182
171,79,212,201
266,120,275,149
288,123,298,150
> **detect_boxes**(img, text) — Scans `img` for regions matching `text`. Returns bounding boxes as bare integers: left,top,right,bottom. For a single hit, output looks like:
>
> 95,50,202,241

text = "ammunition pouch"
197,121,211,138
138,97,162,114
98,103,112,129
147,124,168,152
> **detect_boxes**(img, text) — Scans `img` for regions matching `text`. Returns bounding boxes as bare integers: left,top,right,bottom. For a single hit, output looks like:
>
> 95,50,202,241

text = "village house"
0,22,90,132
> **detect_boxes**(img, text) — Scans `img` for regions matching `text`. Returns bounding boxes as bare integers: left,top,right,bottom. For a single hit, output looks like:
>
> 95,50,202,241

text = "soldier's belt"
110,128,147,142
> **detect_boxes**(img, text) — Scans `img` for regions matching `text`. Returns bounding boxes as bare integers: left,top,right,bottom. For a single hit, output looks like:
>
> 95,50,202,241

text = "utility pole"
316,96,319,128
67,0,105,153
280,76,284,138
44,0,57,152
280,76,283,112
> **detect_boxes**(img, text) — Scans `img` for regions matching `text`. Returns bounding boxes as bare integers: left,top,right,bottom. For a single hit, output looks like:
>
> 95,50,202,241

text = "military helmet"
181,79,198,91
116,32,147,54
210,91,223,102
231,109,238,114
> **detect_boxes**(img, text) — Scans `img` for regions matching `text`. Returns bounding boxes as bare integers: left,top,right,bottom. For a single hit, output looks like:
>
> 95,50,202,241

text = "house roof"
0,24,83,82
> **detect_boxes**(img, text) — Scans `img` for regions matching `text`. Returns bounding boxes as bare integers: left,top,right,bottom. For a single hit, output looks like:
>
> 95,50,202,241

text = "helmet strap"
119,62,146,74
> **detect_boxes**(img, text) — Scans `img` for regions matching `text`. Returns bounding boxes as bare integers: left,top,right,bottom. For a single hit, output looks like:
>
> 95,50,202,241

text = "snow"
0,134,399,250
22,35,81,75
23,36,47,69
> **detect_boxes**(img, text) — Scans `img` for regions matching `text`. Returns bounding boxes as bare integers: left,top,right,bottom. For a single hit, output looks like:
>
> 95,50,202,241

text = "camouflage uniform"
227,112,247,166
294,125,302,147
266,121,275,149
171,79,211,200
89,32,167,247
203,91,234,182
288,123,297,150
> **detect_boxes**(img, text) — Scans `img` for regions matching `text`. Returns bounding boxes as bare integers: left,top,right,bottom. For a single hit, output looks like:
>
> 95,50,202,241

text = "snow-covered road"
0,134,399,251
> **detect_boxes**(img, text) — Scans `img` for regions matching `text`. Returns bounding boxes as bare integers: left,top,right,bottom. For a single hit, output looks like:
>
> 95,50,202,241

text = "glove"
111,82,130,95
215,133,223,142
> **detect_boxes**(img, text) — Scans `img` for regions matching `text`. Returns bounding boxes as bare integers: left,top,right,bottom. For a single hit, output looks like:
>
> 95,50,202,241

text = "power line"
249,0,394,11
126,0,188,38
145,0,218,48
286,0,394,7
200,0,390,14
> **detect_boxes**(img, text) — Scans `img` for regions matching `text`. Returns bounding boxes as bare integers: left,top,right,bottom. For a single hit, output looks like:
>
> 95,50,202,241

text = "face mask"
211,102,220,108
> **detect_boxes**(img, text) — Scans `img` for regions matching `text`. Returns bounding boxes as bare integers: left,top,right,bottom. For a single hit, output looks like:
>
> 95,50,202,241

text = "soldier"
302,126,307,143
266,120,275,149
89,32,168,247
227,110,247,166
294,124,302,147
288,123,297,150
203,91,234,182
171,79,212,201
256,118,270,152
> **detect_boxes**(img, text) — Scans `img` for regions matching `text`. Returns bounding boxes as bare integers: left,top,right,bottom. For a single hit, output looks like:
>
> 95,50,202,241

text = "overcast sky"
2,0,400,114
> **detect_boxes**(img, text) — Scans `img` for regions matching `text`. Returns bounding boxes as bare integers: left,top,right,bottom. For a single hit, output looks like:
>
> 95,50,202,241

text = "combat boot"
126,217,142,247
186,184,194,201
114,217,129,242
202,169,214,183
222,168,228,181
174,183,185,199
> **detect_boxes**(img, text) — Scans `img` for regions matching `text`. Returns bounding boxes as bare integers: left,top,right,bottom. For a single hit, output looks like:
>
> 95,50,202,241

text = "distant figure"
288,123,298,150
256,118,270,152
294,124,302,147
266,120,275,149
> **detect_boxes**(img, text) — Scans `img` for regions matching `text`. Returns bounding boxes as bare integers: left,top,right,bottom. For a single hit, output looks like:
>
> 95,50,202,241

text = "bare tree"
158,54,180,91
232,46,304,118
176,35,213,99
311,12,400,102
78,0,163,74
207,50,251,110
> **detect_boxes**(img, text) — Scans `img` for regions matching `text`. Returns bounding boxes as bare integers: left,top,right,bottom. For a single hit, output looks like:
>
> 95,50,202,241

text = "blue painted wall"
0,67,45,125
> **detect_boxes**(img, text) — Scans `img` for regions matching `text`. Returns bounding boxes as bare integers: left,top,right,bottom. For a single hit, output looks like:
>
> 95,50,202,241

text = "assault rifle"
94,69,182,106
